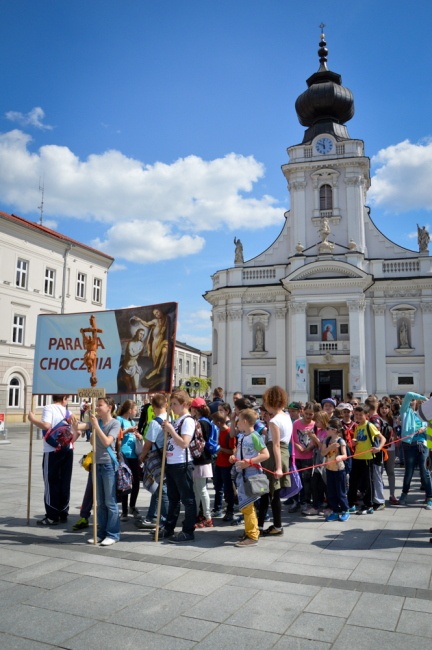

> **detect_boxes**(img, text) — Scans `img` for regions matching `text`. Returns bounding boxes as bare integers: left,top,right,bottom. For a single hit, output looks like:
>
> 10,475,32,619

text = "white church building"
204,33,432,404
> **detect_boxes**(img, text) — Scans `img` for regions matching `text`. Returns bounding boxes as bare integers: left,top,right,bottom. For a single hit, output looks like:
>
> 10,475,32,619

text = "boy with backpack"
229,408,270,547
212,411,236,521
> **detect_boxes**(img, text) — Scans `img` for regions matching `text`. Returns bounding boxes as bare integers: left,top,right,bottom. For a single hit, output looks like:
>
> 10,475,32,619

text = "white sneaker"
87,537,103,544
100,537,117,546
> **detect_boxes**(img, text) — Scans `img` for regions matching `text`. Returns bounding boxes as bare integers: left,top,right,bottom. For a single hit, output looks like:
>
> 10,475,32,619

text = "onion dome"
295,28,354,143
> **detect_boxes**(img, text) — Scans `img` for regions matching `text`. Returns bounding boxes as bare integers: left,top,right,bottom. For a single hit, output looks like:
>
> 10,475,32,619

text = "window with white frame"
319,184,333,211
193,362,197,375
178,358,183,373
92,278,102,304
44,267,55,296
8,376,21,407
76,272,86,299
12,315,25,345
69,395,80,405
16,258,28,289
186,360,190,375
37,395,49,407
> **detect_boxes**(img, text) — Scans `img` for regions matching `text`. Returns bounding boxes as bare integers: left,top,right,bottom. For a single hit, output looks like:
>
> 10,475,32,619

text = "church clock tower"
282,28,370,262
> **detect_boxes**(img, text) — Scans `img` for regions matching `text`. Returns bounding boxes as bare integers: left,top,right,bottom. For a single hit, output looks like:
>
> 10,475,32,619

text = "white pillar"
288,301,308,402
227,308,243,398
215,309,227,390
421,302,432,392
348,299,367,401
345,176,366,253
289,180,307,251
275,307,288,388
372,304,387,396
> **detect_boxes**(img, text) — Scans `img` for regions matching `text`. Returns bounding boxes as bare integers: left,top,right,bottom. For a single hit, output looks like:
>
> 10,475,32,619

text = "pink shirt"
292,419,315,460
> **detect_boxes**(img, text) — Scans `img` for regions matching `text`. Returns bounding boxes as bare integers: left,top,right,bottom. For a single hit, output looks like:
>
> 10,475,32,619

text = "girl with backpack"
320,418,350,522
190,397,214,528
117,400,143,521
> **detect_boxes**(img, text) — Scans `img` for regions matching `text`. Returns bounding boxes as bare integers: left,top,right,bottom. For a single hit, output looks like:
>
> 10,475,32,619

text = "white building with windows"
0,210,113,423
174,340,211,389
205,33,432,404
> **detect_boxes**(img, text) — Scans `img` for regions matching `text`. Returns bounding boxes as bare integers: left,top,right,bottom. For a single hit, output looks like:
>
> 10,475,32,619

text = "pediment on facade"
282,260,373,290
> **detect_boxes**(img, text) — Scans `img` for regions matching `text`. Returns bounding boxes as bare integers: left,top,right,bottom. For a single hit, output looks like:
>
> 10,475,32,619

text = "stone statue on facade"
399,321,410,349
417,224,430,253
255,324,264,351
234,237,244,264
318,216,334,253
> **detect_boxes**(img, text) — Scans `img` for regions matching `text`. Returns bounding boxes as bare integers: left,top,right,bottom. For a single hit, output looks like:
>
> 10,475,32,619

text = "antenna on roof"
38,177,45,225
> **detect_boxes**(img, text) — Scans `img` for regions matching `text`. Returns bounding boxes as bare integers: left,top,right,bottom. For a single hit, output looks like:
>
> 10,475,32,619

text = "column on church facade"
289,180,307,250
226,308,243,397
275,307,288,388
288,301,308,402
347,299,367,400
214,309,227,390
421,302,432,391
372,303,387,396
345,176,366,253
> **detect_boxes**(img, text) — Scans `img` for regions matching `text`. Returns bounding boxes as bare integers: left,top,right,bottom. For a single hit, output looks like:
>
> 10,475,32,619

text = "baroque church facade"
204,33,432,404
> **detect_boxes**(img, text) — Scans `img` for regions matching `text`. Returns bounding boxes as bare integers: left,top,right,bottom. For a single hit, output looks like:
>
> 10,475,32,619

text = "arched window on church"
319,184,333,211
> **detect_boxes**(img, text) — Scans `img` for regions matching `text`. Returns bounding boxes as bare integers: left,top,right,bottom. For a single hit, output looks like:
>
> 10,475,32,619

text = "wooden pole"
91,396,98,544
154,395,170,543
26,395,35,525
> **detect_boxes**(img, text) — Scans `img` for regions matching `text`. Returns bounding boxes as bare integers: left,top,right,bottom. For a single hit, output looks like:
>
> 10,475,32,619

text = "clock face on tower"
315,137,333,154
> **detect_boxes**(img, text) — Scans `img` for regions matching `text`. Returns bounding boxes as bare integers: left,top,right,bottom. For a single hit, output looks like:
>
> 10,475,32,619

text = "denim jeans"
402,443,432,497
96,462,120,541
213,465,235,513
165,462,196,536
147,481,168,522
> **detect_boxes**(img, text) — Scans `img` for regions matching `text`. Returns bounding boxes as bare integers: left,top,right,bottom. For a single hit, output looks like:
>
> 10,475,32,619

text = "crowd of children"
30,388,432,547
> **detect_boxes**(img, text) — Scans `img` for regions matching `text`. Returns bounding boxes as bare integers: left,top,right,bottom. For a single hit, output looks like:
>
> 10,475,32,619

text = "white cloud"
5,107,53,130
109,263,127,272
369,139,432,212
92,220,205,263
42,219,58,230
0,128,284,263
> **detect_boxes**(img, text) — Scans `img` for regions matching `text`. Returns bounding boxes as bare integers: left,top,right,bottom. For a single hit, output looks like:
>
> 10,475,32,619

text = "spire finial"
318,23,328,71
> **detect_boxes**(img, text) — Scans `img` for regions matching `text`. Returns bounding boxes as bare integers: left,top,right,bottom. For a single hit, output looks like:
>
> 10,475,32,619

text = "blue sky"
1,1,432,350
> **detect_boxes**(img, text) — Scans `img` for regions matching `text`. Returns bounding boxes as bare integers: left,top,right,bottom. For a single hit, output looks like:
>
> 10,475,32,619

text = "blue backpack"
43,410,74,451
199,417,220,455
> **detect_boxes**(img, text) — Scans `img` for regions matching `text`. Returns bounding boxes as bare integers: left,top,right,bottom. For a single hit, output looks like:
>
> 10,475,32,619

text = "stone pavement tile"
284,612,345,643
396,609,432,637
273,637,331,650
346,592,403,631
224,589,310,634
228,575,321,597
185,584,257,623
162,568,233,595
400,544,432,558
61,561,149,583
348,558,396,584
131,565,191,588
278,550,361,571
0,583,46,608
192,623,280,650
113,588,201,632
23,575,155,619
332,625,431,650
0,603,95,645
61,621,195,650
266,560,352,580
305,587,361,616
0,546,49,568
8,569,80,591
388,560,432,589
196,544,287,568
403,596,432,613
0,633,58,649
158,615,218,641
0,564,17,578
1,557,76,585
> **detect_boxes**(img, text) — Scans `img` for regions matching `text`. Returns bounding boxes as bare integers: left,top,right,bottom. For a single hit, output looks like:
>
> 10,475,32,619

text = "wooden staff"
26,395,36,525
91,396,98,544
154,395,169,543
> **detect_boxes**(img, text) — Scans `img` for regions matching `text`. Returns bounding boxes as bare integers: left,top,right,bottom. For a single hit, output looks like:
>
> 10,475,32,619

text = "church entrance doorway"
314,369,343,403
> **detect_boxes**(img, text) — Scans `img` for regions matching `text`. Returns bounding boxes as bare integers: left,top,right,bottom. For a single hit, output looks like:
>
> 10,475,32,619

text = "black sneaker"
222,512,234,522
37,516,58,526
167,531,195,544
150,526,174,539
